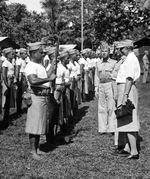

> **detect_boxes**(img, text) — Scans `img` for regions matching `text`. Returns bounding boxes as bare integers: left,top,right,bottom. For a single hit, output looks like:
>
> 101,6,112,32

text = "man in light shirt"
79,49,90,102
95,42,117,134
54,52,66,130
16,48,28,115
67,49,79,117
25,42,56,160
1,47,15,125
44,46,60,145
58,51,71,132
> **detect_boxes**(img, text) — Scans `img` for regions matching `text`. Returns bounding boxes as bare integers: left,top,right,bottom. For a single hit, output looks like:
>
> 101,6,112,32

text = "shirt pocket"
105,64,114,72
97,65,103,72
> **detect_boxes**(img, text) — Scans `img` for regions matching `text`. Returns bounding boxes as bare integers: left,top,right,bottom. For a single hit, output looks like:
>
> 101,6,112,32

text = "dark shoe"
99,132,107,135
111,145,118,150
107,133,114,137
112,149,130,157
127,154,139,160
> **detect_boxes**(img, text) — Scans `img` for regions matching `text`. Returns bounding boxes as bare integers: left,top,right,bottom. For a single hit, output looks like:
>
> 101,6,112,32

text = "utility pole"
81,0,84,50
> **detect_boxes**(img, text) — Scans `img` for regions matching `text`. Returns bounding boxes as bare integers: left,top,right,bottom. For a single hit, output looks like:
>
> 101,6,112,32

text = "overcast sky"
6,0,43,13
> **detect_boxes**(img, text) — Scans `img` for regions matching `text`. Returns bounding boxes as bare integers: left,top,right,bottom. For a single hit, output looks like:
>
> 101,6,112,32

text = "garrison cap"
20,48,27,53
45,46,56,55
27,42,43,52
68,49,77,55
80,49,87,54
75,49,80,55
3,47,13,56
58,51,68,59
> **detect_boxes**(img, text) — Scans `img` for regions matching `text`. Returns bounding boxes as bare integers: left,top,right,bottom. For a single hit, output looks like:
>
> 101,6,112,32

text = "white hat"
45,46,56,55
58,51,68,59
115,40,133,49
27,42,42,51
20,48,27,53
3,47,13,56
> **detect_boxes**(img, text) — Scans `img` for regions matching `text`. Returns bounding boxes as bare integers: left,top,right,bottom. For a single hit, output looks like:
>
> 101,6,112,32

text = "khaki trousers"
142,66,149,83
98,82,116,133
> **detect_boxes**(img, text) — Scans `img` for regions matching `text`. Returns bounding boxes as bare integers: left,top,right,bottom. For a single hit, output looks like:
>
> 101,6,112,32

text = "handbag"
115,99,135,120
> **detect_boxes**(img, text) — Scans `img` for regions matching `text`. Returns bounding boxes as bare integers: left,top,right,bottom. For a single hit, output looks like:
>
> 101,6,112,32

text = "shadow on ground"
39,105,89,153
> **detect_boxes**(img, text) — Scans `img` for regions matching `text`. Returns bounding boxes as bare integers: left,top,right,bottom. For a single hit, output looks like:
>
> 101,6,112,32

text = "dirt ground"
0,76,150,179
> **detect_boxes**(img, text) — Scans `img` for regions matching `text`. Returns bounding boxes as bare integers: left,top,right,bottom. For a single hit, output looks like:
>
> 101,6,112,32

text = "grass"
0,77,150,179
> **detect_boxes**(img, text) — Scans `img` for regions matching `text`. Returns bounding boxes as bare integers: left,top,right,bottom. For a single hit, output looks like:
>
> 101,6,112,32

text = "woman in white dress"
115,41,141,159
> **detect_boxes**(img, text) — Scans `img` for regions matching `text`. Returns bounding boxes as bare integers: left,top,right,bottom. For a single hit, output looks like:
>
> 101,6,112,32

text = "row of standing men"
0,44,101,148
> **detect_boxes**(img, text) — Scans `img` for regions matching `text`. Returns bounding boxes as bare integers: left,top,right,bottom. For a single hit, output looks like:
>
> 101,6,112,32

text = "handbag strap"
117,104,122,109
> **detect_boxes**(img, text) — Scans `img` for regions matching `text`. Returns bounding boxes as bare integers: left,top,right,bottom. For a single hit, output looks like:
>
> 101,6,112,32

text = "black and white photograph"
0,0,150,178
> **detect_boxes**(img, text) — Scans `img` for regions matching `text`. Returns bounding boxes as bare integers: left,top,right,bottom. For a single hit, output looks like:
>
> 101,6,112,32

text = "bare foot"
37,149,47,155
31,152,42,160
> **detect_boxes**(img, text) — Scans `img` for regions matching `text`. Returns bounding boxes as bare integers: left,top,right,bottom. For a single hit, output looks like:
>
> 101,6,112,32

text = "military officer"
95,42,117,134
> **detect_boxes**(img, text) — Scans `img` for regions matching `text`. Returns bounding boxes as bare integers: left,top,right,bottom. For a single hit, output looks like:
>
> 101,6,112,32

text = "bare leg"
29,134,42,160
127,132,138,155
120,132,130,152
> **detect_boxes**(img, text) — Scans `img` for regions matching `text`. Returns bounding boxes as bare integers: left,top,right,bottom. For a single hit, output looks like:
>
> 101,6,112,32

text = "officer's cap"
115,40,133,49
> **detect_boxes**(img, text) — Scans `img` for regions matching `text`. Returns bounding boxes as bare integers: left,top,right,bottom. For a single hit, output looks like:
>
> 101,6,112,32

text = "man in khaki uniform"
95,43,117,134
142,50,149,83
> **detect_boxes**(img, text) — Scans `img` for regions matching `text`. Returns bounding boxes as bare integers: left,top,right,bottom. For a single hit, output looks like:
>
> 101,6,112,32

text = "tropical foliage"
94,0,150,45
0,0,150,49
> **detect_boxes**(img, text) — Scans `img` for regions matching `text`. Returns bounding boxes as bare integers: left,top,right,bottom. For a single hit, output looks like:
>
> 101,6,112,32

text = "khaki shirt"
112,55,126,80
95,58,117,91
142,54,149,70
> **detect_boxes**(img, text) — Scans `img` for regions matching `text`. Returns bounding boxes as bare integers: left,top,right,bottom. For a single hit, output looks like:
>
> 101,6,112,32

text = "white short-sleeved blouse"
16,58,26,73
2,59,15,77
116,52,141,83
67,61,78,78
74,61,80,75
55,62,66,84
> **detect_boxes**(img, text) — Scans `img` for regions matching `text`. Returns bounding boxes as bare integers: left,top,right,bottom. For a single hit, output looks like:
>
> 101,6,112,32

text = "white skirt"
25,94,48,135
117,83,140,132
